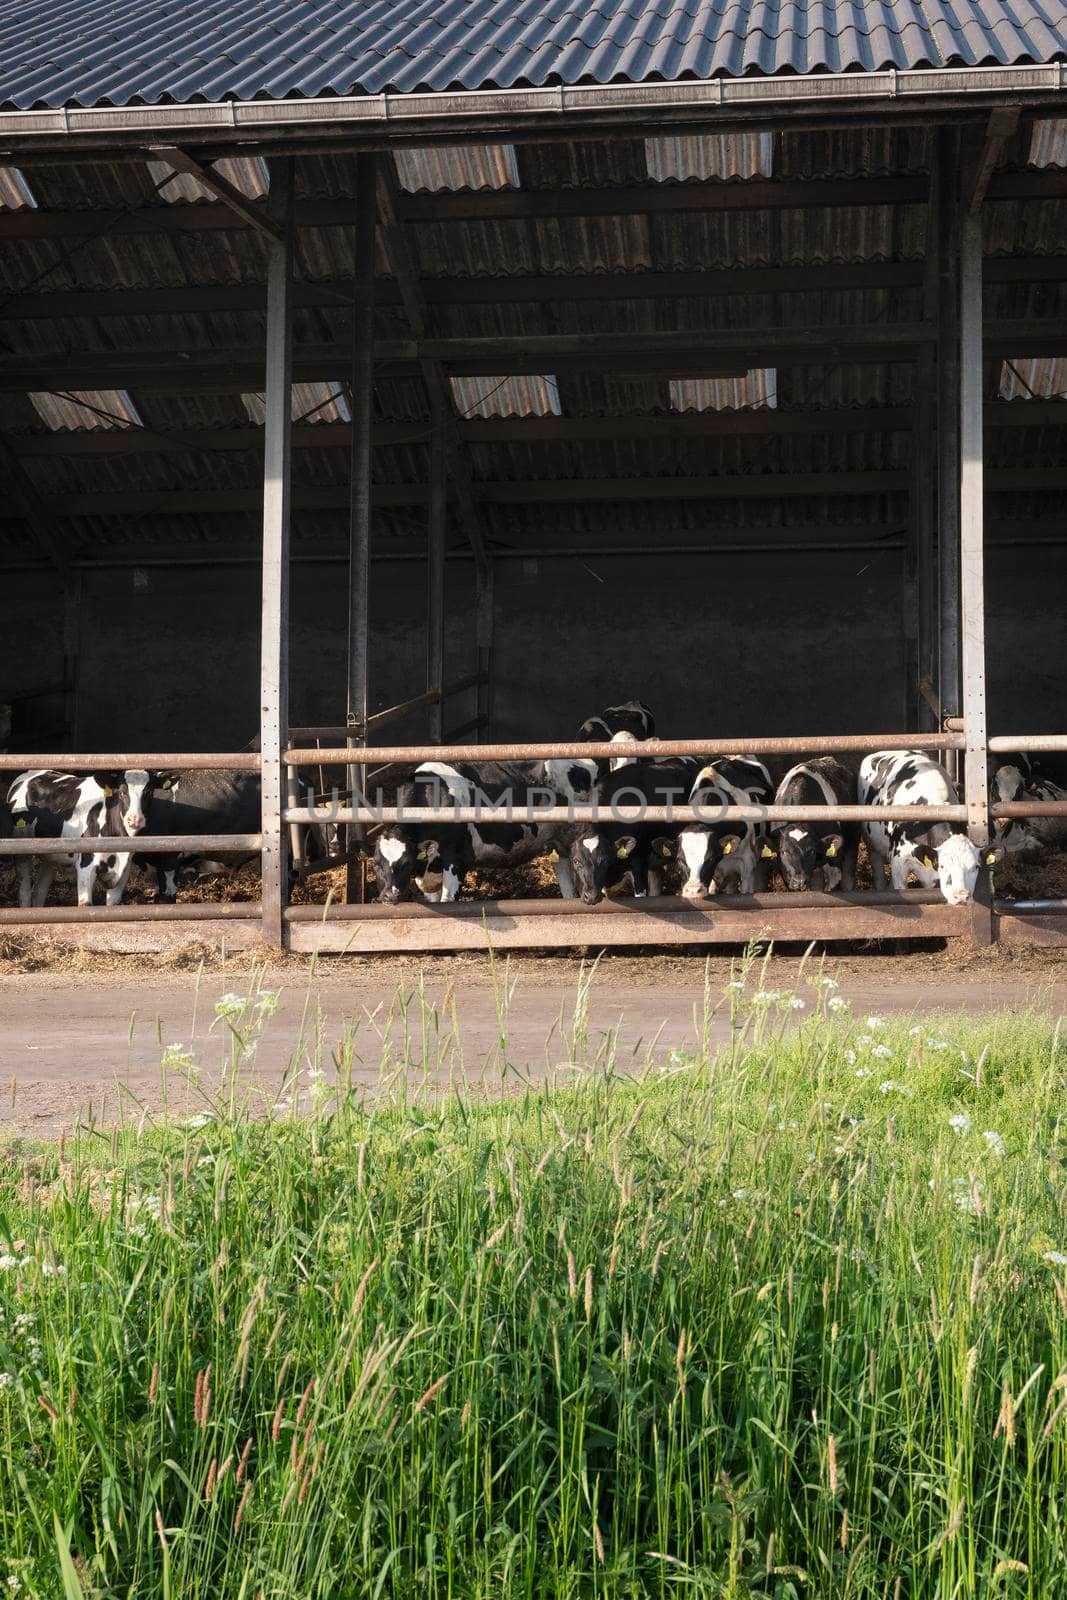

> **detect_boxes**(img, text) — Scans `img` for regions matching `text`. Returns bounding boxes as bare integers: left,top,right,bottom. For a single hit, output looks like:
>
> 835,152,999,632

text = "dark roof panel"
1,0,1067,109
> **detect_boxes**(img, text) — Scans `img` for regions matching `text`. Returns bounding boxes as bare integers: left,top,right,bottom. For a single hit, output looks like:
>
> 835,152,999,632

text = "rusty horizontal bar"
0,902,262,923
286,889,946,920
284,732,966,766
1,834,261,854
0,752,261,770
991,802,1067,817
988,735,1067,752
284,804,967,825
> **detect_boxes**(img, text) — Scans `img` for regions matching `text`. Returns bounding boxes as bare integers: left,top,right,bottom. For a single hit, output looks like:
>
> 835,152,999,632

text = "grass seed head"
415,1373,449,1412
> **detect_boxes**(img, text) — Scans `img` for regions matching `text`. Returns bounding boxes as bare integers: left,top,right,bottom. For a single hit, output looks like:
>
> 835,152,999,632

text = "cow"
769,757,859,891
568,760,690,905
6,768,152,907
144,769,261,901
365,759,595,905
578,700,656,776
675,757,775,899
990,754,1067,861
859,750,1003,904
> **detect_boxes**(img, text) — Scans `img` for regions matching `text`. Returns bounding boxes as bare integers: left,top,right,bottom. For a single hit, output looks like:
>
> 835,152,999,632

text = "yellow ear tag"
761,844,775,859
546,848,559,862
825,843,837,858
616,845,630,860
15,817,27,829
101,785,113,797
660,843,672,858
722,841,733,855
416,849,428,862
985,851,998,865
162,779,172,790
920,854,933,869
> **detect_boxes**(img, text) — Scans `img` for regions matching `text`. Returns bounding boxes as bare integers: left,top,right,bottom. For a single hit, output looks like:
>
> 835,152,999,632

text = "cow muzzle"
378,885,404,905
125,812,146,833
580,887,603,906
681,881,707,899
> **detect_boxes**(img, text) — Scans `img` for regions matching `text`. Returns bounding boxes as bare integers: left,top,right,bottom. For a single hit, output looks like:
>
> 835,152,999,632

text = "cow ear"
615,835,637,860
822,832,844,860
985,844,1005,866
357,842,374,860
760,840,777,860
418,839,439,862
650,835,675,860
918,853,935,869
720,832,743,856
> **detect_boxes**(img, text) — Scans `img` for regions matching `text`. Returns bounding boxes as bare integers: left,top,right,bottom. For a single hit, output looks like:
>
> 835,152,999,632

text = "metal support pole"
475,557,494,740
346,152,376,902
935,128,963,750
960,207,992,944
259,158,294,948
427,394,446,744
61,569,82,749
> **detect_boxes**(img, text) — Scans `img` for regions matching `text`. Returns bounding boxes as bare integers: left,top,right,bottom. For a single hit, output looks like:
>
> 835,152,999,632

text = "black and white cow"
144,769,261,901
859,750,1003,903
578,700,656,775
366,759,595,904
989,753,1067,861
7,768,152,907
568,760,689,905
675,757,775,899
770,757,859,891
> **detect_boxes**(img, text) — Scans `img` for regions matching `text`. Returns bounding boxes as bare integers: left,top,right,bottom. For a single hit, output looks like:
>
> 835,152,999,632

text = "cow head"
569,828,636,905
98,769,151,835
363,828,439,904
772,825,843,891
676,826,723,898
923,832,1004,904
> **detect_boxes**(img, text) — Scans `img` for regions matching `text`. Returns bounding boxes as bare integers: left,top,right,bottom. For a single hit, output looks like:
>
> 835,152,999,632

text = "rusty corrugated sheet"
670,371,778,412
449,374,562,418
645,133,774,183
394,145,520,193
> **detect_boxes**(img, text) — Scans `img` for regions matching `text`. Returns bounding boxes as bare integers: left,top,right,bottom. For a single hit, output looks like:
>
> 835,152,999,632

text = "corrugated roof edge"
1,63,1065,144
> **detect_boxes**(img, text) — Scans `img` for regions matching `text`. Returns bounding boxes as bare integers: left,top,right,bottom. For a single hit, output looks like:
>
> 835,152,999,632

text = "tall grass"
1,955,1065,1598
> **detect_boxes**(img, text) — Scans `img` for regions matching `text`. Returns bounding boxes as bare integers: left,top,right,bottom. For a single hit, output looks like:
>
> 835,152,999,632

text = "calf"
7,768,151,907
990,754,1067,861
366,760,587,904
859,750,1002,904
676,757,775,898
770,757,858,891
568,761,688,905
145,769,261,901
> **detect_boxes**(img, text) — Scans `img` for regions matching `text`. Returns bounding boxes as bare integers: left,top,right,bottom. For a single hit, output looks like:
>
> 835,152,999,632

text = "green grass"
1,954,1066,1598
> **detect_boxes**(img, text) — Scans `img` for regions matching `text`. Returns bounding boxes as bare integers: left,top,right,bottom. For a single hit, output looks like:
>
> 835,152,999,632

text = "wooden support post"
427,395,446,744
259,158,294,949
960,209,992,945
346,152,376,903
935,128,963,754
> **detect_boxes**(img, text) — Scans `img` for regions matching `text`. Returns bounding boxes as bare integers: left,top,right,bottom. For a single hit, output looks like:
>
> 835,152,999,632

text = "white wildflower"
856,1034,874,1048
789,997,806,1010
162,1042,197,1073
855,1068,872,1079
0,1373,14,1390
732,1188,748,1200
844,1050,857,1065
255,990,281,1020
185,1113,213,1129
726,980,744,991
308,1065,329,1110
196,1155,215,1169
926,1038,949,1052
813,976,839,990
828,995,848,1012
752,990,780,1005
871,1044,893,1059
0,1256,18,1272
879,1080,915,1098
982,1131,1006,1157
909,1025,923,1036
214,993,246,1020
1044,1251,1067,1267
866,1016,885,1030
948,1113,973,1135
41,1263,66,1278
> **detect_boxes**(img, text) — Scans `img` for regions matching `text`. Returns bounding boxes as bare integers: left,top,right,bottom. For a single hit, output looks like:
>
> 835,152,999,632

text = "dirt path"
2,948,1065,1136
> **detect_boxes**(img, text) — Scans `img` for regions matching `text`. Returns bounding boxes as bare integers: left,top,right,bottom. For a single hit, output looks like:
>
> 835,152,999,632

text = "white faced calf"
859,751,1002,904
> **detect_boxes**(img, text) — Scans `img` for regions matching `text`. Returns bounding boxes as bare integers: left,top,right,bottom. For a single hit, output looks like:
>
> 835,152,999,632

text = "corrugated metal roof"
242,381,352,426
394,144,520,193
645,133,774,183
999,358,1067,400
28,389,143,430
2,0,1067,111
0,165,34,208
1029,119,1067,169
146,155,269,205
450,374,562,418
670,371,778,411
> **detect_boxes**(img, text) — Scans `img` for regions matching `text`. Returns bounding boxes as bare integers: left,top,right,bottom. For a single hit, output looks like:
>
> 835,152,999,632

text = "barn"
1,0,1067,953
